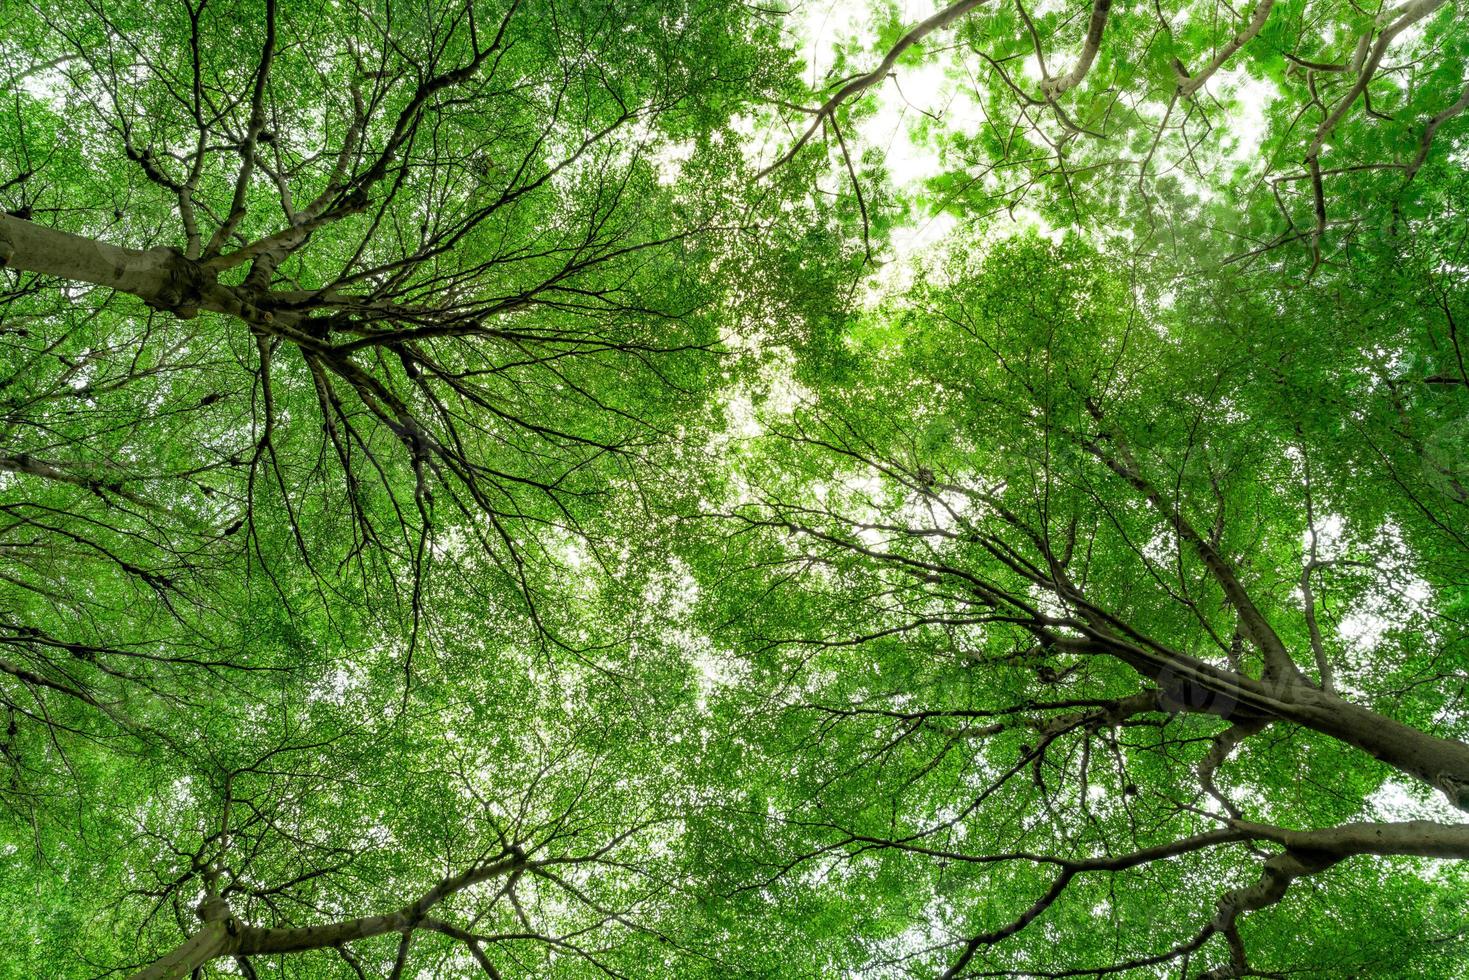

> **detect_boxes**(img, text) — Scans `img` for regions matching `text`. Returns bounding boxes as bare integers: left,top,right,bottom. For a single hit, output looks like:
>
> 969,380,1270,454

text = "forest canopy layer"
1,0,1467,977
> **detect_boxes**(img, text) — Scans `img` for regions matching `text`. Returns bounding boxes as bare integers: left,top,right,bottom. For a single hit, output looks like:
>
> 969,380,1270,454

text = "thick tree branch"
1040,0,1112,101
128,849,528,980
758,0,990,178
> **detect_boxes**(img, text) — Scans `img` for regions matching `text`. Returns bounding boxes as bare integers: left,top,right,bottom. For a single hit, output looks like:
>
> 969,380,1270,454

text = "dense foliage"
1,0,1466,977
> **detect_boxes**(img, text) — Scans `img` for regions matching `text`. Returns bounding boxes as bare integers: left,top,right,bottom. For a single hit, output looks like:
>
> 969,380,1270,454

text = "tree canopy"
1,0,1466,977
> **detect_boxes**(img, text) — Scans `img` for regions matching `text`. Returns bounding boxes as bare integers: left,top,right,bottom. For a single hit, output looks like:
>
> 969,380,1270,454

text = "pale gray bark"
127,851,526,980
0,214,179,304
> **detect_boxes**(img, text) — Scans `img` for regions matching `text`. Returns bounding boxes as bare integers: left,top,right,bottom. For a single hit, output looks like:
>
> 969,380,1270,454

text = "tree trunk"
1079,636,1469,811
1282,687,1469,811
128,922,236,980
0,214,253,321
1,214,178,302
127,907,424,979
124,853,526,979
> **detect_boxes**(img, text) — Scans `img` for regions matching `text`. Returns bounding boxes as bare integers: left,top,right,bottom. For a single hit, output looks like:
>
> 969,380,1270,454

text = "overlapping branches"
111,716,682,980
707,234,1469,975
0,0,754,693
760,0,1468,265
